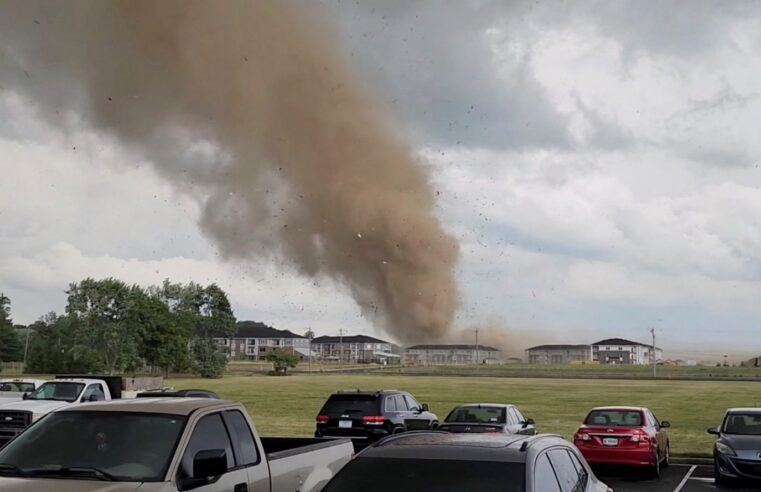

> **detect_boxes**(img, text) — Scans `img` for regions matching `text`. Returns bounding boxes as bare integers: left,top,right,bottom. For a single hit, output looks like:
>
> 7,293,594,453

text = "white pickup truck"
0,379,46,404
0,375,131,446
0,397,353,491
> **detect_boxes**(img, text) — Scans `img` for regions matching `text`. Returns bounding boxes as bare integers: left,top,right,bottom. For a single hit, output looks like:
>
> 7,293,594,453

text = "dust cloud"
450,321,558,360
0,1,459,343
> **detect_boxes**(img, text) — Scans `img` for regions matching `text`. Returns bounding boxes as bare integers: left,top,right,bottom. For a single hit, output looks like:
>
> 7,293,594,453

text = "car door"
402,394,430,430
512,407,535,435
175,412,251,492
647,410,666,459
384,394,403,430
221,409,270,491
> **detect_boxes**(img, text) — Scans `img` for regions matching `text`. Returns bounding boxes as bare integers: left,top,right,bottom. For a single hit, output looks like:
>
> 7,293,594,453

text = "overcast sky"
2,1,760,359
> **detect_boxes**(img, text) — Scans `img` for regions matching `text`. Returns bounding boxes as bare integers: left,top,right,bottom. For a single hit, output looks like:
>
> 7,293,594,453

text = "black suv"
315,390,438,443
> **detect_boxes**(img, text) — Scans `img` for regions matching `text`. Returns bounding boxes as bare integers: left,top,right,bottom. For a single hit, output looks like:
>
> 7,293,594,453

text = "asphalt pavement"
596,463,761,492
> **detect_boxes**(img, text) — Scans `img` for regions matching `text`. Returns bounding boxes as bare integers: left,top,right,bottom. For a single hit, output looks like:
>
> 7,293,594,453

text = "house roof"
526,344,590,351
592,338,652,347
234,321,305,339
311,334,391,345
406,344,500,352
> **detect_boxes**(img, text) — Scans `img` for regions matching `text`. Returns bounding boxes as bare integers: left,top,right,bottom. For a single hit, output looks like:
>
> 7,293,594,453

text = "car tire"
714,461,731,486
651,449,661,478
392,426,406,434
430,420,439,430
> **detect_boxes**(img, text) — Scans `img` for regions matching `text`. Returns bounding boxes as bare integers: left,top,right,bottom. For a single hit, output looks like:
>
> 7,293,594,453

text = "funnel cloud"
0,1,459,343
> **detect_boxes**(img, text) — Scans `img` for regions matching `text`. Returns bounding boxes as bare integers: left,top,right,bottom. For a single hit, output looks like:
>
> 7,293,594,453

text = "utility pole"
307,329,312,374
650,327,656,378
475,327,480,365
339,328,344,366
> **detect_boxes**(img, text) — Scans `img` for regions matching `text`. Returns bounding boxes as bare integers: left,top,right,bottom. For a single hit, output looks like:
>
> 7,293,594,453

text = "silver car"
322,432,611,492
438,403,536,435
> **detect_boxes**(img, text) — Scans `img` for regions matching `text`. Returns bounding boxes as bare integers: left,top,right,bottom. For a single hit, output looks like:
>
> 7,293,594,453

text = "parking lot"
598,463,759,492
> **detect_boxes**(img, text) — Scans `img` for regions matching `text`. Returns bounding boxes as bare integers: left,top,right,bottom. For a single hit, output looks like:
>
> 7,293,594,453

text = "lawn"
165,374,760,457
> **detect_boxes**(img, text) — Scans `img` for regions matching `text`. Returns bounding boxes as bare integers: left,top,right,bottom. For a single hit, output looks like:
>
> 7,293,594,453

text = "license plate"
603,438,618,446
338,420,352,429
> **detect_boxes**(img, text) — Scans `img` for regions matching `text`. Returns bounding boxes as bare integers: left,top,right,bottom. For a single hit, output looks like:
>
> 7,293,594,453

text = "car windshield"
723,413,761,435
321,394,380,416
323,457,525,492
0,411,186,482
446,406,506,424
585,410,642,427
26,382,85,403
0,382,34,393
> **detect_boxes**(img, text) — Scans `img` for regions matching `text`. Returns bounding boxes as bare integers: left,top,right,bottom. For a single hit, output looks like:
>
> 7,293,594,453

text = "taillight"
574,432,591,441
630,430,649,443
362,416,385,425
316,415,329,423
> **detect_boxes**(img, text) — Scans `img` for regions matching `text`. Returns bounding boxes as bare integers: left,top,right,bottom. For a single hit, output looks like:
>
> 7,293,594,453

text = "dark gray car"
438,403,536,435
322,432,610,492
709,407,761,484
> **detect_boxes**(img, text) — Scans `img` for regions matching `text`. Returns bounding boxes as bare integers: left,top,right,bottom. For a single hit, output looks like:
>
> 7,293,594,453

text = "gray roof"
311,334,390,344
64,398,236,415
235,321,305,339
526,344,590,351
407,344,500,352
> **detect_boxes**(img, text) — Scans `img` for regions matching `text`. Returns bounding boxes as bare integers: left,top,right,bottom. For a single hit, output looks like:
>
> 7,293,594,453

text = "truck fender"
300,466,334,492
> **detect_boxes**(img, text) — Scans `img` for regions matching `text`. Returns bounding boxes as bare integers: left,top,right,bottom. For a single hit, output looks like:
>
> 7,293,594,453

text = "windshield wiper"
0,463,27,477
27,466,117,481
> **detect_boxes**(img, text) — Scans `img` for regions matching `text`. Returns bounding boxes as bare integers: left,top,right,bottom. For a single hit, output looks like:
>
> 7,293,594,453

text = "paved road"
596,463,760,491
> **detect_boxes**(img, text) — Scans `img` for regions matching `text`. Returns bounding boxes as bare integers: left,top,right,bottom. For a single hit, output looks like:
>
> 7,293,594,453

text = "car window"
323,457,525,492
385,396,397,412
179,413,234,479
403,395,420,411
82,384,105,401
508,408,521,425
649,411,660,428
514,408,526,423
394,395,407,411
320,394,381,416
446,406,506,424
723,413,761,435
535,453,561,492
566,450,589,489
222,410,259,467
548,449,583,492
585,410,642,427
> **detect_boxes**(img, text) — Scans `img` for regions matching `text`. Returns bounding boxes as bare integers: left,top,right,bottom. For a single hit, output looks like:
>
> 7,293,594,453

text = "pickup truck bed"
262,437,354,492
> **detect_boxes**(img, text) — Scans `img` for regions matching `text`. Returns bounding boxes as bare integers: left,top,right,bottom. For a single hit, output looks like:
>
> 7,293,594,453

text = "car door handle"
234,483,248,492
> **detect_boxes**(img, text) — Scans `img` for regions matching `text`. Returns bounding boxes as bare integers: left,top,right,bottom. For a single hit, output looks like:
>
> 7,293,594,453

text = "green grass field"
165,374,761,457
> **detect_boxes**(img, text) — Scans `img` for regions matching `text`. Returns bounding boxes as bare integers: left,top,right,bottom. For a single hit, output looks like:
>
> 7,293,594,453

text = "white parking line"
673,465,697,492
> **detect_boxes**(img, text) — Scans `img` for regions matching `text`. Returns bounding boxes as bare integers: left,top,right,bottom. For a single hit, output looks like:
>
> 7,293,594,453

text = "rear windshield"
724,413,761,435
323,457,525,492
321,394,380,416
446,406,506,424
585,410,642,427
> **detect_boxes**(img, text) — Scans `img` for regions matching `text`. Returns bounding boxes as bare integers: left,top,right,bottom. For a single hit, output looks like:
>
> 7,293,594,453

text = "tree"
304,329,315,340
25,312,102,374
66,278,144,374
191,338,227,378
0,293,22,363
267,349,299,375
132,288,190,375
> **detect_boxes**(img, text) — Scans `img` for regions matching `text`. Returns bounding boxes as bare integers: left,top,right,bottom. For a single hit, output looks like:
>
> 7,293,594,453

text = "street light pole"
650,327,656,378
475,327,480,365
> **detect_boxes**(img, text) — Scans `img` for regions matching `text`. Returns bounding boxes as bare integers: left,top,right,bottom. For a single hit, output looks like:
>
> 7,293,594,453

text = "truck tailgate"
263,437,353,492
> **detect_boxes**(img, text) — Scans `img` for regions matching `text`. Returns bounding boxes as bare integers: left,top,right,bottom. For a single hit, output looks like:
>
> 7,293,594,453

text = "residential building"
310,335,400,364
591,338,663,365
227,321,314,361
525,345,592,364
404,344,500,365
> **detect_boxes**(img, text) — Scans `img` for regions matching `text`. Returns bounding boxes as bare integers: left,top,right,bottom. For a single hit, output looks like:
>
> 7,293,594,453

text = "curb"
671,457,713,465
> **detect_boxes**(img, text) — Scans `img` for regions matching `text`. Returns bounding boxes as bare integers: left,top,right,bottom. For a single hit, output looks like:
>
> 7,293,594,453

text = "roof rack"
518,434,563,452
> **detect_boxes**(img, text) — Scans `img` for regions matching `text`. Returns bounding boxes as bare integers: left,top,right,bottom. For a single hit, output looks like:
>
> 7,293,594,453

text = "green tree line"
1,278,236,378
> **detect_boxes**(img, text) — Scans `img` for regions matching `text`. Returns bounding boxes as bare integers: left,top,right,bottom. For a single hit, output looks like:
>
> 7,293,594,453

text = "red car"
574,406,671,477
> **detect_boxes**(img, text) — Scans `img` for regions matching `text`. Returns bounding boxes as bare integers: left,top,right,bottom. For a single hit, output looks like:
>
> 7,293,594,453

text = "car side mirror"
523,418,535,428
660,421,671,428
421,403,429,412
707,427,719,435
193,449,227,480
